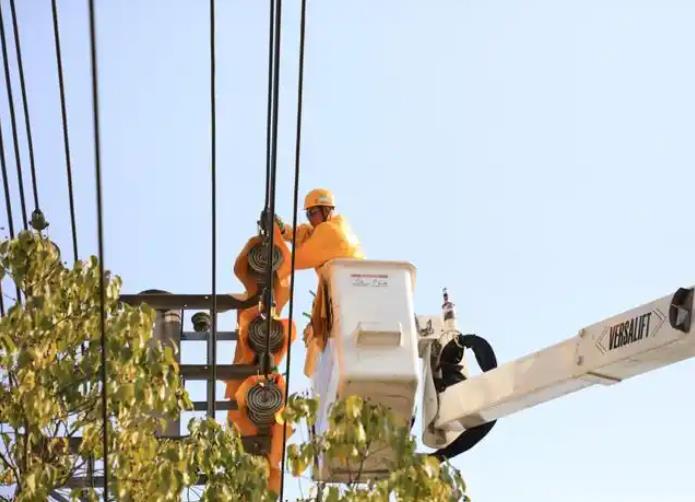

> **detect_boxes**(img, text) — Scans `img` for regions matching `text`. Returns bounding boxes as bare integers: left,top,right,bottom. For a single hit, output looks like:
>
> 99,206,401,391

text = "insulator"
442,288,456,321
31,208,49,231
246,380,283,426
191,312,211,333
248,315,284,354
248,241,283,276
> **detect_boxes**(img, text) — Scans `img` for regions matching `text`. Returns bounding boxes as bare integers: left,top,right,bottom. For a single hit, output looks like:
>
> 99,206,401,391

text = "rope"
51,0,78,263
279,0,307,498
209,0,218,419
8,0,38,211
262,0,283,377
0,1,27,229
86,0,109,498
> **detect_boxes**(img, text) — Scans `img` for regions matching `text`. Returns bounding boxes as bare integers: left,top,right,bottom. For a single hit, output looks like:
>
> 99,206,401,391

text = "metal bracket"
669,287,693,333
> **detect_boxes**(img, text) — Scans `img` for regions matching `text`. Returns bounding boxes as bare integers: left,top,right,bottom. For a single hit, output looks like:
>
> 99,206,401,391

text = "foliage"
284,394,469,502
0,230,469,501
0,230,272,501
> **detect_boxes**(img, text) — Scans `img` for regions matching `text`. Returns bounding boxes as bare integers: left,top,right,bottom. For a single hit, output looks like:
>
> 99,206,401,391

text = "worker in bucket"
275,188,364,270
273,188,364,374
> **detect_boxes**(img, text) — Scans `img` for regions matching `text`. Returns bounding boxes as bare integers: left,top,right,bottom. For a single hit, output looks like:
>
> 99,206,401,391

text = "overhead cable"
209,0,218,419
8,0,39,212
0,118,19,305
262,0,283,377
0,1,27,229
51,0,79,263
279,0,308,498
86,0,109,498
263,0,276,210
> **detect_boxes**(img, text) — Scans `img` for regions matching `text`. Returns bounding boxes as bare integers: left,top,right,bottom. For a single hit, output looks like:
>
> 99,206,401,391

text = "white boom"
432,286,694,432
308,259,694,480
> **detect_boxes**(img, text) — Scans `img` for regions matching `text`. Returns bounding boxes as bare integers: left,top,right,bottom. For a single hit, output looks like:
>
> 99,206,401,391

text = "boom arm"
434,287,694,431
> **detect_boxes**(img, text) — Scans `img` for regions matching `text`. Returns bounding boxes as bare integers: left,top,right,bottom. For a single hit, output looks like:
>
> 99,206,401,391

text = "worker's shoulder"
318,215,352,234
329,214,353,228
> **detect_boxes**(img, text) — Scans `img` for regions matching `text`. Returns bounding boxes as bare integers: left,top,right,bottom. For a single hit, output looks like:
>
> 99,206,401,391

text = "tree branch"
22,417,30,481
0,448,19,486
354,440,371,488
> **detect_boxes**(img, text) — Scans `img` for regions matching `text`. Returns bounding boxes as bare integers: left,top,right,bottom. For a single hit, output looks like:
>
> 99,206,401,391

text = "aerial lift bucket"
308,259,420,482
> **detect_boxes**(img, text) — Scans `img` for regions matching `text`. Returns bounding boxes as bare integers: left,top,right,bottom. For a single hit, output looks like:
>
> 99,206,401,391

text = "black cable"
51,0,78,263
8,0,38,211
209,0,218,419
0,121,14,240
279,0,307,498
51,7,92,489
263,0,282,377
0,114,20,304
87,0,109,498
263,0,275,210
0,1,27,229
0,118,9,317
52,4,92,489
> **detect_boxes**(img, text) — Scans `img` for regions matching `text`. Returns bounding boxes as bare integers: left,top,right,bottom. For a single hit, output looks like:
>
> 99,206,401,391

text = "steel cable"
263,0,275,210
86,0,109,498
279,0,308,497
262,0,283,377
8,0,38,212
209,0,218,419
51,0,79,263
0,1,27,229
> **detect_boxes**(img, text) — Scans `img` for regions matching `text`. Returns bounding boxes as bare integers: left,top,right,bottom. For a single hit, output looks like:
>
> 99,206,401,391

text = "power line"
209,0,218,419
263,0,275,209
53,3,91,487
0,117,18,311
0,121,14,240
0,0,27,229
86,0,109,498
279,0,308,498
0,122,5,312
0,113,20,305
262,0,283,377
8,0,38,211
51,0,78,263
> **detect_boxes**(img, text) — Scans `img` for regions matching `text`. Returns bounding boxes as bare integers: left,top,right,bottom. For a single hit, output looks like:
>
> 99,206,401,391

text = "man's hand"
274,214,286,233
259,209,286,234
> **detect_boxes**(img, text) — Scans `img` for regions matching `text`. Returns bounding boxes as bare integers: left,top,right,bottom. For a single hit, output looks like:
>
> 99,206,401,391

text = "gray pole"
207,312,215,418
144,290,181,437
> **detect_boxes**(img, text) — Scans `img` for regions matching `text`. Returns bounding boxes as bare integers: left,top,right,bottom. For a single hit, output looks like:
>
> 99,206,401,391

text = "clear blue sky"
2,1,695,500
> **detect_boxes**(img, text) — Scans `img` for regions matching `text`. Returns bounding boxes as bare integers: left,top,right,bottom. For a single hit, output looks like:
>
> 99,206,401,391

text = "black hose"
433,334,498,460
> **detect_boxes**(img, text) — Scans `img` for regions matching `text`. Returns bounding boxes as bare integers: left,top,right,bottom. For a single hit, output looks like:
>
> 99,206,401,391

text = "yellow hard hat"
304,188,335,210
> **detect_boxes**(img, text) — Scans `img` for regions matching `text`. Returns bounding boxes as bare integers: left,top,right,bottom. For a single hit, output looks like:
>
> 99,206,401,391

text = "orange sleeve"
293,223,343,270
282,223,313,246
